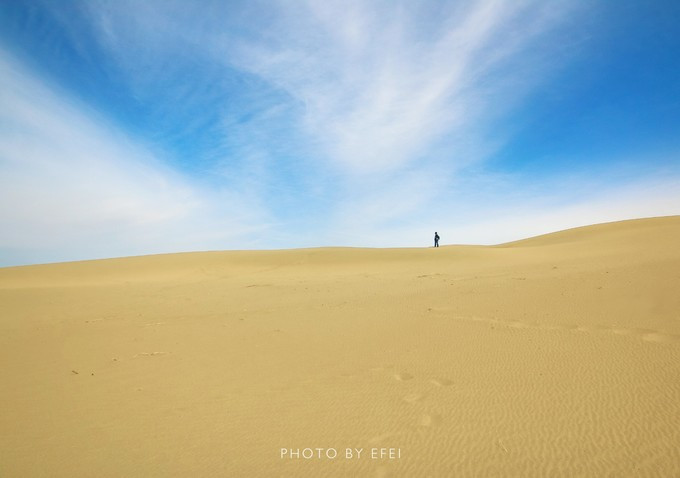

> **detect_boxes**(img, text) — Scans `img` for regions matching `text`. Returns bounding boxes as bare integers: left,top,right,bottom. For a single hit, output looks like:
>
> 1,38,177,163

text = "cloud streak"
64,0,581,181
0,49,268,266
221,1,578,175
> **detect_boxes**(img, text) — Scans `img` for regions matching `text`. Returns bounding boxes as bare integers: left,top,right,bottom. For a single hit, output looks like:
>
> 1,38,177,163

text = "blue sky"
1,0,679,266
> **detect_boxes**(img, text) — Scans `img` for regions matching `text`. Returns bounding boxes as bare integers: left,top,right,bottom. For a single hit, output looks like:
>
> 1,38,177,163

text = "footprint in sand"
429,378,453,387
420,413,442,427
402,393,425,404
134,352,168,357
612,328,635,336
607,327,679,344
393,372,413,381
542,324,564,331
641,332,680,343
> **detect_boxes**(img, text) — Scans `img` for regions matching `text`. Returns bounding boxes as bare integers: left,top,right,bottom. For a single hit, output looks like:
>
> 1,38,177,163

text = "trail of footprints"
368,365,454,445
366,368,447,478
366,310,679,450
431,311,680,344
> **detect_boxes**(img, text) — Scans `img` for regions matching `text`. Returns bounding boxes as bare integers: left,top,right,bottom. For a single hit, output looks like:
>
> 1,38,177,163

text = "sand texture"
1,216,679,477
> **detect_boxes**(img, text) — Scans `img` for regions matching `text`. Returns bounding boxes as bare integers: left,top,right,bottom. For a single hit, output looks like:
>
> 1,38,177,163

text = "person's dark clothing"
434,233,440,247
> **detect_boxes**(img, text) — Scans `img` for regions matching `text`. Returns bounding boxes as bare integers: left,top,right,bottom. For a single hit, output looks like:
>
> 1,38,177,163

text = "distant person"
434,232,440,247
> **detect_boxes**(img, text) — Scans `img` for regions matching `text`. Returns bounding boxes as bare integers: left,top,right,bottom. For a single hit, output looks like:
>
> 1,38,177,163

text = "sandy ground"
1,216,679,477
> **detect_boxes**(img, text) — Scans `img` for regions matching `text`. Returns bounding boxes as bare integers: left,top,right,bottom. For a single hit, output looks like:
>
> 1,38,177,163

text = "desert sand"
1,216,679,477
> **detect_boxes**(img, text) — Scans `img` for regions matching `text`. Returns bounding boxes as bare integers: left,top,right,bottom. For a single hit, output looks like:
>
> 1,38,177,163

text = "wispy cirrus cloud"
219,1,579,175
60,0,582,177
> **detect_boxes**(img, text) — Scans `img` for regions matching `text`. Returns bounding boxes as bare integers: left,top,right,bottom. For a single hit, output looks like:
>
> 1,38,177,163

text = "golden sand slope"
1,216,679,477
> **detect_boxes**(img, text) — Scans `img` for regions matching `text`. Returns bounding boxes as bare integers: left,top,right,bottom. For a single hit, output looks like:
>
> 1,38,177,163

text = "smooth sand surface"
1,216,679,477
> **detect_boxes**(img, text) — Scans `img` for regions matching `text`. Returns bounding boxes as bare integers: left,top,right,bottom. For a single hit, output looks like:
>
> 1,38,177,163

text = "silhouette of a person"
434,232,440,247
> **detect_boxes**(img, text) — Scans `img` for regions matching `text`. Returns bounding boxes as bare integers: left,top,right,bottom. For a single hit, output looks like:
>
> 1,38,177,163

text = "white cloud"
221,0,578,175
0,50,269,266
68,0,580,177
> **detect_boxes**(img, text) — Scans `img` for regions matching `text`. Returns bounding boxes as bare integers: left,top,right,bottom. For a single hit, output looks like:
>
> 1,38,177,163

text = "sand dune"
1,216,679,477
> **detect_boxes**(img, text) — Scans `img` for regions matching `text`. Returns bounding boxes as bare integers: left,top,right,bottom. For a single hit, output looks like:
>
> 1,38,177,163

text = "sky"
1,0,680,266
